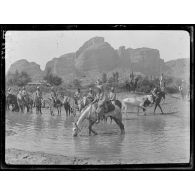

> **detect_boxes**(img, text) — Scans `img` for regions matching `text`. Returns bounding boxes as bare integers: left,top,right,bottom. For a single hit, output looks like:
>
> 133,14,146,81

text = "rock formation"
8,59,43,81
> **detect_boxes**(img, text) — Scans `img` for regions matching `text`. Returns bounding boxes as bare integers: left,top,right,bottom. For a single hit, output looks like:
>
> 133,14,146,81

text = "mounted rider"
74,88,82,105
51,86,57,104
108,87,116,104
21,86,28,97
35,86,42,98
151,86,161,103
86,88,95,102
7,88,12,96
17,87,23,99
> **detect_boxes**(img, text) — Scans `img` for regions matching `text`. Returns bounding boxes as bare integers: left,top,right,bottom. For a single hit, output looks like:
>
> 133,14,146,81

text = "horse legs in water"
88,120,98,136
112,117,125,134
154,103,164,114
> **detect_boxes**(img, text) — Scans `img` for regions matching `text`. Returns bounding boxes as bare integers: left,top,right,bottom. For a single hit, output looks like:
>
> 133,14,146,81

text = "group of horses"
6,92,95,117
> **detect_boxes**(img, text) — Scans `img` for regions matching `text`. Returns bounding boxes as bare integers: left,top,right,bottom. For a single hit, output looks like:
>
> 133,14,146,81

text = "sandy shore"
5,148,124,165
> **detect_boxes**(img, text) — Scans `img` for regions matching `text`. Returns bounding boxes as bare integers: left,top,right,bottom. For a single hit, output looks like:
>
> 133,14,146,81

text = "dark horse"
153,91,165,114
35,96,42,114
6,94,19,112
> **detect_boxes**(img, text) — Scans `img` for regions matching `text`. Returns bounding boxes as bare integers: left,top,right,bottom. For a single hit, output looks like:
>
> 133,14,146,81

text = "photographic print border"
0,24,194,170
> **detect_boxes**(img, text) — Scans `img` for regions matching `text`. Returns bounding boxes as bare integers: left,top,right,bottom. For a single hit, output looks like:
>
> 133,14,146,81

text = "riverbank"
5,148,124,165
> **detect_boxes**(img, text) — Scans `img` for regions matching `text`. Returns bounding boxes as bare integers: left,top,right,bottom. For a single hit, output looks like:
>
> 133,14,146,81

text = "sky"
5,30,190,72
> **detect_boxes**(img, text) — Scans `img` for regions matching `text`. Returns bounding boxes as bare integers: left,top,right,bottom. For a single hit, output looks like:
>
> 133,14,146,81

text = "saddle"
104,100,115,113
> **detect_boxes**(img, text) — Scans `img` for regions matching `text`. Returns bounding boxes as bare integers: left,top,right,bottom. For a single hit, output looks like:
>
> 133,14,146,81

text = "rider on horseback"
151,86,161,103
51,86,57,104
87,88,95,102
74,88,82,105
109,87,116,103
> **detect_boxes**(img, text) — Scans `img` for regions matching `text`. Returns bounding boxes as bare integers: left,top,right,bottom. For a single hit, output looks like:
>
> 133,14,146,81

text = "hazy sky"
5,30,190,72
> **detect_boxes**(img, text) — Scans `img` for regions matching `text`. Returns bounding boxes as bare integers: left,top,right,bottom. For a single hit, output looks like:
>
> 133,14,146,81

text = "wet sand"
5,148,124,165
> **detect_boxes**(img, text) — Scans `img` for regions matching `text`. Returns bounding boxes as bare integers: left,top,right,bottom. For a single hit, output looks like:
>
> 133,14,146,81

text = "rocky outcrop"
118,46,165,76
163,58,190,79
75,37,120,72
8,37,189,84
8,59,43,81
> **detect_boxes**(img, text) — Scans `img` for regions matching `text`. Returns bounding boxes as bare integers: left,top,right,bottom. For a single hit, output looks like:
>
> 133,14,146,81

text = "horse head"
72,122,81,137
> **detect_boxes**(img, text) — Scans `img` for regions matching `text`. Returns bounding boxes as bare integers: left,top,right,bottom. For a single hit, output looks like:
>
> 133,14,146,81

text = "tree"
44,68,62,86
6,70,31,87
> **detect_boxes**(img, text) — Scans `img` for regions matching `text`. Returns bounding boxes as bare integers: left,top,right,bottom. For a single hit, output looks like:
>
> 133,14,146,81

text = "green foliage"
44,67,62,86
6,70,31,87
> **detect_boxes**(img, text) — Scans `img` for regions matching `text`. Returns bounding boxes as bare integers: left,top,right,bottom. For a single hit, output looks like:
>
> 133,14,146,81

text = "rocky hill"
7,59,43,81
163,58,190,79
7,37,190,84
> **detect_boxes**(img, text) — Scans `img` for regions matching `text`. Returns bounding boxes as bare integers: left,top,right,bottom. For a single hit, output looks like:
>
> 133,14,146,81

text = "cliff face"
8,37,189,83
118,46,164,76
8,59,43,81
164,58,190,79
75,38,120,72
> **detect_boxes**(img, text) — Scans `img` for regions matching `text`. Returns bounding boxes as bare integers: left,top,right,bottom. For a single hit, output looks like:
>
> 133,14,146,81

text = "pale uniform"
159,74,165,89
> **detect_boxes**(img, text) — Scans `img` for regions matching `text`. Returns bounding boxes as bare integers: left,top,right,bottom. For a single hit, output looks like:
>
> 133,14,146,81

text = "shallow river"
6,94,190,164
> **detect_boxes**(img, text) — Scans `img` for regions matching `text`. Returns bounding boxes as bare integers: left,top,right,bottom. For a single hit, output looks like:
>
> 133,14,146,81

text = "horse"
6,94,19,112
122,94,153,116
34,96,42,114
47,98,62,116
63,96,72,117
72,100,125,137
17,94,25,112
153,91,165,114
23,94,33,113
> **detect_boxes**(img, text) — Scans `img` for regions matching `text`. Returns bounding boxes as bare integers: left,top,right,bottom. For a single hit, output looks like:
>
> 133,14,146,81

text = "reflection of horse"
63,96,74,117
122,95,153,116
35,96,42,114
6,94,19,112
72,100,125,137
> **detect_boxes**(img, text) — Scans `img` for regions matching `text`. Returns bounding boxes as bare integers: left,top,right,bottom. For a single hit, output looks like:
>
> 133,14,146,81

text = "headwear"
37,86,40,89
111,87,114,91
89,88,92,91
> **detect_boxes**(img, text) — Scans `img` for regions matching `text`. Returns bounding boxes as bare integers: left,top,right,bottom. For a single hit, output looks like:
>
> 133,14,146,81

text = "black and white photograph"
3,27,192,167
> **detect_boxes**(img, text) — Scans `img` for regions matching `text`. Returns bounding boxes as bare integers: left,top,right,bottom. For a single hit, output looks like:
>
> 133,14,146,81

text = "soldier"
87,88,95,101
109,87,116,103
7,88,12,96
51,86,57,104
35,86,42,98
21,86,27,97
74,88,82,105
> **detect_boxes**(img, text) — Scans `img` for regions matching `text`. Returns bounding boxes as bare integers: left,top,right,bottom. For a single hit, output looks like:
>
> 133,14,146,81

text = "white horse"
122,95,153,116
72,101,125,137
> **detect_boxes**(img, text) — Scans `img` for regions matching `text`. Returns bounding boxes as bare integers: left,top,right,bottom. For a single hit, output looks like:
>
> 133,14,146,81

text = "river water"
6,94,190,164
